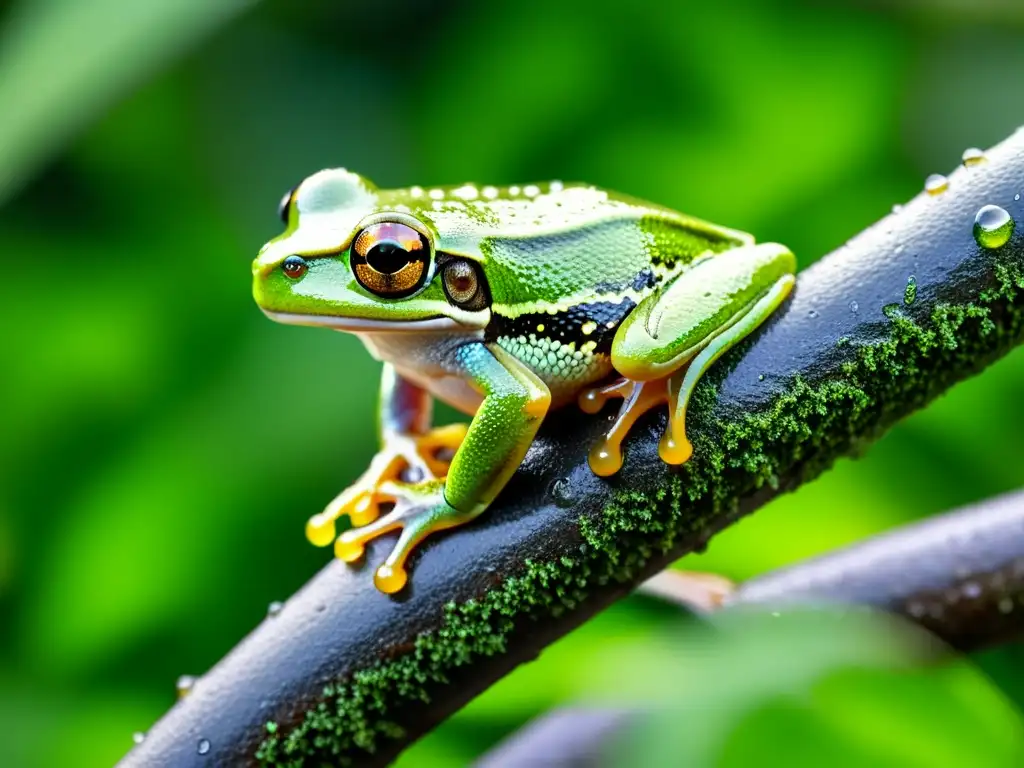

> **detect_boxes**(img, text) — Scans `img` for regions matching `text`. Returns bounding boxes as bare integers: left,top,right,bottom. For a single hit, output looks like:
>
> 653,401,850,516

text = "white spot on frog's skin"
482,185,499,199
453,184,479,200
429,188,445,200
524,184,540,197
508,185,521,195
133,733,146,745
410,186,424,198
267,601,284,617
581,321,597,335
549,180,564,192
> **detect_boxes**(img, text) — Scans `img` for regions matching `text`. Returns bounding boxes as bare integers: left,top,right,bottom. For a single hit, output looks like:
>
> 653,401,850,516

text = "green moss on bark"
257,250,1024,766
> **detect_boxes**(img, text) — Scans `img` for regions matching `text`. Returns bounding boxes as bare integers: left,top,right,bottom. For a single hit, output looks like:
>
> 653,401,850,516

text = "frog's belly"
357,331,485,416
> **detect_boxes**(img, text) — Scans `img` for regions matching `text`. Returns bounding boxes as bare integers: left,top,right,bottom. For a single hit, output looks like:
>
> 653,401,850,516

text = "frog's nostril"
282,255,308,279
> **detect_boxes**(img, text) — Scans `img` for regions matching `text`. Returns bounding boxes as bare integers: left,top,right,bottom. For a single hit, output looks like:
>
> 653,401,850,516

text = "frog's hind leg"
580,242,795,476
661,273,795,465
579,377,670,476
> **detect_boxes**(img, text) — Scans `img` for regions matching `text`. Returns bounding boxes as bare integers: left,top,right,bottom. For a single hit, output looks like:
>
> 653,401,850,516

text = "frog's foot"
305,424,468,548
334,479,471,594
578,375,690,476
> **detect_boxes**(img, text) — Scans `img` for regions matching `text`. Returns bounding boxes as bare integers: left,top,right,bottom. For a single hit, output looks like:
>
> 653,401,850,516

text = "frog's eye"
351,222,430,298
281,255,308,279
277,186,297,224
441,259,487,310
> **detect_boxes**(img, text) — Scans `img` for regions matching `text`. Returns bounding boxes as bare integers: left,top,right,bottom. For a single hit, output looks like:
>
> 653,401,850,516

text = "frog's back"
386,181,750,406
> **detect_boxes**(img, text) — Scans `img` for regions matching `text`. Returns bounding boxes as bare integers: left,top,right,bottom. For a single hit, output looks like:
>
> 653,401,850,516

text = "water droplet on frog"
807,309,818,319
849,300,859,313
176,674,196,698
1016,193,1021,201
197,738,211,755
132,732,146,745
924,173,948,195
962,147,986,166
267,601,284,617
974,205,1015,249
904,276,917,306
550,478,575,508
891,203,903,214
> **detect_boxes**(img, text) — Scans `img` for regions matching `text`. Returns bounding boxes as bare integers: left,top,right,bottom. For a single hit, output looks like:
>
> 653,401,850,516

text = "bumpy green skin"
255,257,1024,766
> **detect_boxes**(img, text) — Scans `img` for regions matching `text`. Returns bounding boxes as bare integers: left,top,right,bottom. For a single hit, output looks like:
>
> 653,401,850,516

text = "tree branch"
474,488,1024,767
119,128,1024,767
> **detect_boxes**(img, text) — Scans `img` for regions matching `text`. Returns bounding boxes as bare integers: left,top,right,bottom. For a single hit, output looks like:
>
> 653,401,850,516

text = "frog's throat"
260,309,475,333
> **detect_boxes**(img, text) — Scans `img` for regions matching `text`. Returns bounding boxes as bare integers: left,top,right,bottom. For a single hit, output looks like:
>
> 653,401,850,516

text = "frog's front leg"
580,242,796,475
334,343,551,593
306,365,468,547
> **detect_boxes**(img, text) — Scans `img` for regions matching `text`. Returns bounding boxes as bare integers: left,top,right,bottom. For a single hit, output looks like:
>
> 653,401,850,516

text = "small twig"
637,570,736,612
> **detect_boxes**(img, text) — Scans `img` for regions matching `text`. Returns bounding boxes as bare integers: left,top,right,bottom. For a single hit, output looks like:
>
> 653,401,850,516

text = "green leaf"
0,0,259,205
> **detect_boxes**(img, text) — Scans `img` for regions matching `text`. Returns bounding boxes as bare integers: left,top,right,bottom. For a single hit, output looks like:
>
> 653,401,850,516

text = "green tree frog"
252,170,795,594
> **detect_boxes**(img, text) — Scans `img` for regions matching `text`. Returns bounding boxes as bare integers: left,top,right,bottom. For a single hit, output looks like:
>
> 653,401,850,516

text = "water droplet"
924,173,948,195
974,205,1015,249
962,147,986,166
550,478,575,508
176,674,196,699
1015,192,1021,201
197,738,211,755
904,276,917,306
267,601,284,617
891,203,904,214
132,732,146,745
849,300,859,313
757,374,765,381
807,309,819,319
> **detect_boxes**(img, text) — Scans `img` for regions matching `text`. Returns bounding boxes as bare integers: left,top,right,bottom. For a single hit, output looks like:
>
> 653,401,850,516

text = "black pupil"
366,241,413,274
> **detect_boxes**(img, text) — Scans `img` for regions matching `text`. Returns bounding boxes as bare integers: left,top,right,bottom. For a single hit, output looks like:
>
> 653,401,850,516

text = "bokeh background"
2,0,1024,765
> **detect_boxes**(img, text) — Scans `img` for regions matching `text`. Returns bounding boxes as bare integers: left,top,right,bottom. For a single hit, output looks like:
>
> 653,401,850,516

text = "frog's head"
252,169,490,332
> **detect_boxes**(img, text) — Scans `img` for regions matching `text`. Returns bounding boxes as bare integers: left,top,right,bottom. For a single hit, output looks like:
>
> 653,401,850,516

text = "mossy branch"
478,486,1024,767
120,129,1024,768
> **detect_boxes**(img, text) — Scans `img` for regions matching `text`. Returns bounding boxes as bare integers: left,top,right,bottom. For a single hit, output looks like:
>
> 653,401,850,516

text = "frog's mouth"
261,309,472,333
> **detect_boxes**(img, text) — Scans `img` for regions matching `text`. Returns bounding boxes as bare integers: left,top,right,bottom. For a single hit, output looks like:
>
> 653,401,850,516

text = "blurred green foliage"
1,0,1024,765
